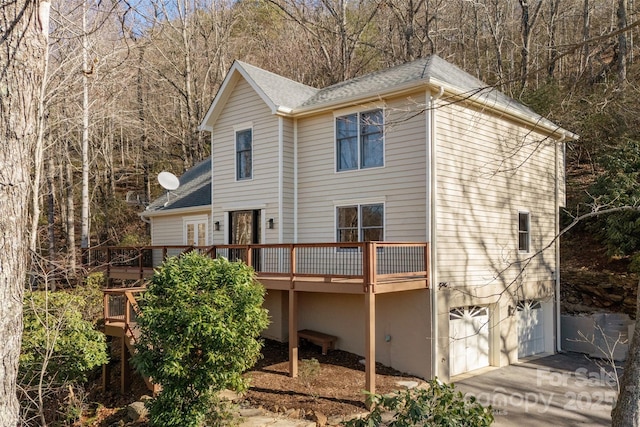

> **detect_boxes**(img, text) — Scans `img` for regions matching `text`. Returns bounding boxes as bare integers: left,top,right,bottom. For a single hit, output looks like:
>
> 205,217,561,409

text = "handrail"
91,242,430,287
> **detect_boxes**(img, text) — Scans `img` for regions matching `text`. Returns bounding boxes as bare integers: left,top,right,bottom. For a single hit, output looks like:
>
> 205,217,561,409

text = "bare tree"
518,0,543,91
616,0,628,86
0,0,48,424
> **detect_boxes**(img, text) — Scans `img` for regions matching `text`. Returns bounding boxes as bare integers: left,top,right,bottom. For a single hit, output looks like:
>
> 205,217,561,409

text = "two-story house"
140,55,576,388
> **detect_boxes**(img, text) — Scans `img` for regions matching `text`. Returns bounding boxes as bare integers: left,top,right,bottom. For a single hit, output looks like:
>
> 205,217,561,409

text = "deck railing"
103,287,145,335
86,242,429,286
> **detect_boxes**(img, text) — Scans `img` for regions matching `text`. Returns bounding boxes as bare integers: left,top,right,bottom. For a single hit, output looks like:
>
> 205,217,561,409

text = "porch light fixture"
268,218,274,229
214,221,220,231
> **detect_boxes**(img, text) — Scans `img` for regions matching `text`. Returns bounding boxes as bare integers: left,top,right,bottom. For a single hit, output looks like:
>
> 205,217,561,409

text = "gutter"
428,86,444,379
140,204,211,218
289,79,577,142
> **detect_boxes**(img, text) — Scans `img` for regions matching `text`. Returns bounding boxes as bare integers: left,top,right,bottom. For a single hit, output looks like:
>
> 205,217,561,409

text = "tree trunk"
617,0,628,87
66,158,77,272
547,0,560,79
581,0,591,78
0,0,48,424
80,0,90,250
611,278,640,425
518,0,542,91
30,4,49,255
47,154,56,258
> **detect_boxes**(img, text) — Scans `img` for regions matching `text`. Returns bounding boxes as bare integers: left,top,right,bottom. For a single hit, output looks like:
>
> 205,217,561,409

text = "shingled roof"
202,55,569,137
142,157,211,216
301,55,537,120
235,60,319,111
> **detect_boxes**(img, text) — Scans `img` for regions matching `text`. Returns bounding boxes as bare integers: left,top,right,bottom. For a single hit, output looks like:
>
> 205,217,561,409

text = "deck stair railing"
102,287,160,394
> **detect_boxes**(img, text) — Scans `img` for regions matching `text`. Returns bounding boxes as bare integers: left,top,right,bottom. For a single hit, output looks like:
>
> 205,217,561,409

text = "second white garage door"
449,306,490,376
517,300,545,358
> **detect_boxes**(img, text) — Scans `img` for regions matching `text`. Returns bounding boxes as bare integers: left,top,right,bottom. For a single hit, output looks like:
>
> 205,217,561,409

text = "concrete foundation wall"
561,313,633,361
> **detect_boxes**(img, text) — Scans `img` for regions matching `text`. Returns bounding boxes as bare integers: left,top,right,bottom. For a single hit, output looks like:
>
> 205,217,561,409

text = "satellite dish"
158,171,180,191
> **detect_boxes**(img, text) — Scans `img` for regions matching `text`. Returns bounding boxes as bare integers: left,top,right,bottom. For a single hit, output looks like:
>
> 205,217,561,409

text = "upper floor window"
337,203,384,243
336,109,384,171
236,129,252,180
518,211,530,253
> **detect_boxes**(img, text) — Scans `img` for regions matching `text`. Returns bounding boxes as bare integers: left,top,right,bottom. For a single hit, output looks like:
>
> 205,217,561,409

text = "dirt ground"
244,339,423,417
82,338,422,425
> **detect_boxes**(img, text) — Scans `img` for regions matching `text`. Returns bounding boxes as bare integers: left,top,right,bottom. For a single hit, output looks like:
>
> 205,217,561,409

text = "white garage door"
517,300,544,358
449,306,490,376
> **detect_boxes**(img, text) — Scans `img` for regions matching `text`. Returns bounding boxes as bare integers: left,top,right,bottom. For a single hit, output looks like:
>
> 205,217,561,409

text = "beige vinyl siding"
282,118,295,242
434,99,559,292
210,78,281,243
297,291,431,378
150,215,183,246
296,93,429,243
149,210,211,264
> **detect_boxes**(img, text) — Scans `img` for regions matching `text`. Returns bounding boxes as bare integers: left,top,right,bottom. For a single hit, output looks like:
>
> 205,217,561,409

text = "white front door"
449,306,490,376
517,300,544,358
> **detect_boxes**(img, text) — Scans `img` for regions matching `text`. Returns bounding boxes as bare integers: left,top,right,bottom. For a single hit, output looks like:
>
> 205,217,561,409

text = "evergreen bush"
132,252,269,427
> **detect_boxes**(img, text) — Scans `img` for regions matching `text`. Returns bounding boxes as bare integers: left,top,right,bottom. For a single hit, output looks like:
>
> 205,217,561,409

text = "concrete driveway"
453,352,619,427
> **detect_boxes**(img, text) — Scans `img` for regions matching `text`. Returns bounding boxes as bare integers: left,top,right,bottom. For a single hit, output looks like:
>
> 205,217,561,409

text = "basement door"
449,306,490,376
517,300,544,358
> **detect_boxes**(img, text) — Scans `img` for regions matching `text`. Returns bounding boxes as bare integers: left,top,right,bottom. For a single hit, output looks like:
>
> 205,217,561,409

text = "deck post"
365,290,376,401
288,288,298,378
120,337,131,393
138,247,143,280
364,242,376,402
101,336,112,392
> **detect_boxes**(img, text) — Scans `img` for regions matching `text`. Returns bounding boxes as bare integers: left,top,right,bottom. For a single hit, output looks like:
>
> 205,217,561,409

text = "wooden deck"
87,242,430,293
94,242,430,396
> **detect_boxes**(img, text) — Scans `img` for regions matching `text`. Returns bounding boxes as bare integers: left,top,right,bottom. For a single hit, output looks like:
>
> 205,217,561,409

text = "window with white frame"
336,203,384,243
236,128,252,180
185,217,208,246
518,211,530,253
336,109,384,171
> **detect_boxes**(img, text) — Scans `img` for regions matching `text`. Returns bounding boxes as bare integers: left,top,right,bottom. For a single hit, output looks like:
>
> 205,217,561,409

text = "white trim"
332,196,386,206
235,126,254,182
294,118,299,243
332,102,387,118
278,117,284,244
210,130,216,242
428,86,443,379
233,122,253,132
183,214,209,246
555,138,562,352
141,205,210,218
334,108,386,173
220,202,267,211
200,62,278,130
517,210,531,254
334,200,386,242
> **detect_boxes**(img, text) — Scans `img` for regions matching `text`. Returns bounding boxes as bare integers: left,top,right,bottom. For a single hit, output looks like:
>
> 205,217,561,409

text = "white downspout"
278,117,284,244
293,119,298,243
211,131,216,244
428,86,444,379
555,134,566,352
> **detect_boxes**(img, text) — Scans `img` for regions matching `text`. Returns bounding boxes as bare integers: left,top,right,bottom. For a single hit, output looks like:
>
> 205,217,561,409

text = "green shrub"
132,252,269,427
344,379,493,427
76,272,106,325
20,290,109,385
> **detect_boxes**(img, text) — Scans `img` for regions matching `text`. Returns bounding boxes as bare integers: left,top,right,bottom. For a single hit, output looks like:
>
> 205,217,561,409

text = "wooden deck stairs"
102,287,160,395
